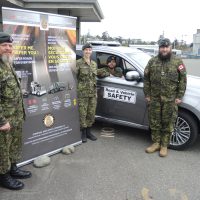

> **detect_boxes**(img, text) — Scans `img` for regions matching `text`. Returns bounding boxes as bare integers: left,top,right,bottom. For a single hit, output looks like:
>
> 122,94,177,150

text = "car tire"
169,110,198,150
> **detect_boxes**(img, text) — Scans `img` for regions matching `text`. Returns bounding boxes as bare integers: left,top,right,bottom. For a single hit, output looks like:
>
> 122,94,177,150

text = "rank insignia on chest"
161,71,165,76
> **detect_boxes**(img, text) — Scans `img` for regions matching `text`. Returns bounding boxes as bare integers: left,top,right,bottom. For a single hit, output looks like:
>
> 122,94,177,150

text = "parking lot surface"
1,122,200,200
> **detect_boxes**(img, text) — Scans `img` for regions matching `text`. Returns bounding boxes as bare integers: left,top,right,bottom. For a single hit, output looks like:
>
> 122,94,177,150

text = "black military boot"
86,127,97,141
10,164,32,179
81,128,87,143
0,172,24,190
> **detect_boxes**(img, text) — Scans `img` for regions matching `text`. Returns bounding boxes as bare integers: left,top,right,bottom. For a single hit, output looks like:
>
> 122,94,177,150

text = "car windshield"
125,52,151,69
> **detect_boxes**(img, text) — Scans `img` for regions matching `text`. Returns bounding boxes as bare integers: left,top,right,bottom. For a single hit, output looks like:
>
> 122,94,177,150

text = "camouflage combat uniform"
97,67,123,78
76,58,97,128
143,55,187,147
0,61,25,174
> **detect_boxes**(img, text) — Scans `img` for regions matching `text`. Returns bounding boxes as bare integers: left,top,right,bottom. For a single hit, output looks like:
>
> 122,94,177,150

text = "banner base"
17,140,82,167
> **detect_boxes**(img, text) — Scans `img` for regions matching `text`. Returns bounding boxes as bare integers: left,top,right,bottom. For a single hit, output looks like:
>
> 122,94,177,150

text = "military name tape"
103,87,136,104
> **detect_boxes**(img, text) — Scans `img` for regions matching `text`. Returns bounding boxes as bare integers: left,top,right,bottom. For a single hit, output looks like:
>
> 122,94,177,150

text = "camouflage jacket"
97,67,123,78
76,58,97,97
0,60,25,126
143,55,187,101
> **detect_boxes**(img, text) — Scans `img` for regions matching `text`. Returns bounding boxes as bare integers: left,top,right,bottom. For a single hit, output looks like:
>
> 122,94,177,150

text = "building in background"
193,29,200,55
0,0,104,43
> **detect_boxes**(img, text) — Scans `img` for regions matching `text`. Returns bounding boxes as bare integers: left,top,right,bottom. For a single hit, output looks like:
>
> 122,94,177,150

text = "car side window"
96,52,125,76
96,53,110,68
121,59,143,82
122,59,136,73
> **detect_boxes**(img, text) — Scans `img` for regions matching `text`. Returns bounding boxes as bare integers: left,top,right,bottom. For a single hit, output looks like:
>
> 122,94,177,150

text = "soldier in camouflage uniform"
143,38,187,157
76,43,97,143
97,56,123,78
0,32,31,190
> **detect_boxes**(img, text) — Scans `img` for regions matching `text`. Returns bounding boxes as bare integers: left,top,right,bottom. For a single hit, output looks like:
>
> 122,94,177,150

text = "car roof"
76,45,143,54
87,40,121,46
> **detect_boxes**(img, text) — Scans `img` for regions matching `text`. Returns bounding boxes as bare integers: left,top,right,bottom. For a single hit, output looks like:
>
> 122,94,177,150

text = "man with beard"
76,43,97,143
97,56,123,78
0,32,31,190
143,38,187,157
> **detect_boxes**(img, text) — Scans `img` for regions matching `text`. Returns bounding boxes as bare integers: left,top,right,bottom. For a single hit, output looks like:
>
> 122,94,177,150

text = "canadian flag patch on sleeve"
178,64,185,71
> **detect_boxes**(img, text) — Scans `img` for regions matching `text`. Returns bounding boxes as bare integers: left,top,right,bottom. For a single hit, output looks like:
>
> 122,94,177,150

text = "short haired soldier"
97,56,123,78
76,43,98,143
0,32,31,190
143,38,187,157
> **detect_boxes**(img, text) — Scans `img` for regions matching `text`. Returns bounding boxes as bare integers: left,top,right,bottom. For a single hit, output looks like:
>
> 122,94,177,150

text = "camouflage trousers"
0,124,22,174
148,100,178,147
78,97,97,128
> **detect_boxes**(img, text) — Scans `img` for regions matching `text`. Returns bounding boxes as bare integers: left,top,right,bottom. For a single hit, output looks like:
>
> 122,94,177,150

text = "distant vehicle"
129,44,182,57
172,49,182,57
76,45,200,150
48,82,66,94
87,40,121,47
31,81,47,96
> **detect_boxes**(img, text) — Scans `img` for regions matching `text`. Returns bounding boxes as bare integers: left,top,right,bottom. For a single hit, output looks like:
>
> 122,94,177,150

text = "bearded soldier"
0,32,31,190
144,38,187,157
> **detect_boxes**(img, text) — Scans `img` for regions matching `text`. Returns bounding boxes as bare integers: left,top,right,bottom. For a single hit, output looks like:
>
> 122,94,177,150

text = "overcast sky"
81,0,199,43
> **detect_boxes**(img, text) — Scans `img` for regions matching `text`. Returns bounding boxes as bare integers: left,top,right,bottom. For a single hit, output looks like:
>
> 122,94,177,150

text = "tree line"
81,31,192,51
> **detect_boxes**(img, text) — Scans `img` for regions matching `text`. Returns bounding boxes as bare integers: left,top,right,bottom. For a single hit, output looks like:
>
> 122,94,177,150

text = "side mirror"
125,71,140,81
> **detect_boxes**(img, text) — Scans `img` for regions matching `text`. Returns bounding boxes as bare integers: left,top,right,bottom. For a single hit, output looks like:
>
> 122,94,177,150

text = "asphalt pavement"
1,122,200,200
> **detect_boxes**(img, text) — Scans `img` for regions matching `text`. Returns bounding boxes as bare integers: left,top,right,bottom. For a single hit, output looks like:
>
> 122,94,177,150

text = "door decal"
103,86,137,104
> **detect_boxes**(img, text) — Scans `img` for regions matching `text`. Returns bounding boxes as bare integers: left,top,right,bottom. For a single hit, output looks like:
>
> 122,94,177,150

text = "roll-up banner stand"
2,7,81,165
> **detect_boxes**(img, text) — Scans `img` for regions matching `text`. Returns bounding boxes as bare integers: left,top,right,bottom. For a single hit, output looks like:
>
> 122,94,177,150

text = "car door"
96,52,148,127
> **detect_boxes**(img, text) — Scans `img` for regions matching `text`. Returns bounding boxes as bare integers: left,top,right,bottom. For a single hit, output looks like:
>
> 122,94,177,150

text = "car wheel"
169,110,198,150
